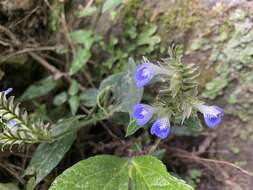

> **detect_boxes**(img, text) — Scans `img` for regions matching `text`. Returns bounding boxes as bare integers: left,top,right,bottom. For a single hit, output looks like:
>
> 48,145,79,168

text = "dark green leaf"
26,177,36,190
69,48,91,75
25,134,75,189
102,0,122,13
80,88,98,107
68,95,80,115
125,119,141,137
99,58,143,113
50,116,83,138
70,30,100,48
53,92,68,106
19,76,58,101
99,73,124,90
115,58,143,112
68,80,79,96
76,6,97,17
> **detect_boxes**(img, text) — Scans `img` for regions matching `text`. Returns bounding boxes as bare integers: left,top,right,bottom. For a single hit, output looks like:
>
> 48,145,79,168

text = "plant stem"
148,139,161,154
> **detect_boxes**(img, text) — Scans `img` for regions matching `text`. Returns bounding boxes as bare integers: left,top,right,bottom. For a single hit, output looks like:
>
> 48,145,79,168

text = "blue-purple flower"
7,120,17,128
3,88,13,96
134,62,169,88
1,88,17,128
150,117,170,139
132,104,155,126
195,104,224,128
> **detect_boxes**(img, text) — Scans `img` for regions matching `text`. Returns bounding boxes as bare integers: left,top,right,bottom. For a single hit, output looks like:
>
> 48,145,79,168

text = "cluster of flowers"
131,61,224,139
1,88,17,128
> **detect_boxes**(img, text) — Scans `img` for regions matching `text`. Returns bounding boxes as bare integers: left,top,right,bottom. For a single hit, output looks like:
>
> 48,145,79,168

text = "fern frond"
0,92,52,150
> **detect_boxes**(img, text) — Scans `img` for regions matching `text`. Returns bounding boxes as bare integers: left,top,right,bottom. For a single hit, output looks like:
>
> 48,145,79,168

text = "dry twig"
0,24,21,46
0,162,25,185
1,46,59,63
166,147,253,177
148,139,161,154
197,133,217,155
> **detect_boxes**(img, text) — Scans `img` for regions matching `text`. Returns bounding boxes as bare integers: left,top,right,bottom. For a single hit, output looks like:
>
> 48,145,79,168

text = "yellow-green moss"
120,0,149,27
157,0,202,43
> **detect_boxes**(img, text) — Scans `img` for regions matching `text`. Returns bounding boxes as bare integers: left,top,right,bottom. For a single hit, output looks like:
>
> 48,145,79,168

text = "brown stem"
148,139,161,154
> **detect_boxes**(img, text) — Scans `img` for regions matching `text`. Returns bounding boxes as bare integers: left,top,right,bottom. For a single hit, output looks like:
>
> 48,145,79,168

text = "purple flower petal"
134,62,168,88
196,104,224,128
150,118,170,139
7,120,17,128
203,106,224,128
3,88,13,96
134,64,155,88
132,104,154,126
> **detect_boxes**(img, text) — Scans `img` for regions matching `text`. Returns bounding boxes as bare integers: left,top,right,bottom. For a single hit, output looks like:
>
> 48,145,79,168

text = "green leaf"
125,118,141,137
25,134,75,189
19,76,58,101
70,30,99,48
80,88,98,107
68,95,80,115
99,58,143,113
53,92,68,106
49,155,194,190
99,73,124,90
49,155,128,190
68,80,79,96
136,24,161,53
76,6,97,17
0,183,20,190
26,177,36,190
116,58,143,112
50,116,84,138
70,30,101,54
69,48,91,75
102,0,122,13
130,156,194,190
